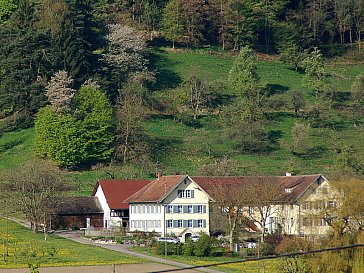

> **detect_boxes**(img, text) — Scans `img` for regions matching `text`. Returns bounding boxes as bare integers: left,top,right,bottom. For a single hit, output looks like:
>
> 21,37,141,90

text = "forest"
0,0,364,179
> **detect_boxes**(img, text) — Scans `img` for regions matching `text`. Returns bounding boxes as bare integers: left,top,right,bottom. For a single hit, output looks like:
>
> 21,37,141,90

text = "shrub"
182,239,194,256
275,236,310,254
194,234,211,257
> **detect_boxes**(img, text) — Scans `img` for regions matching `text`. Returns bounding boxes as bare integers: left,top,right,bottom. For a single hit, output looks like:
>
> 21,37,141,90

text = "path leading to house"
0,216,223,273
56,230,223,273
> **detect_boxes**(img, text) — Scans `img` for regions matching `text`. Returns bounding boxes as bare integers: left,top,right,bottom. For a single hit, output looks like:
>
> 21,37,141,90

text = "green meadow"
0,219,144,268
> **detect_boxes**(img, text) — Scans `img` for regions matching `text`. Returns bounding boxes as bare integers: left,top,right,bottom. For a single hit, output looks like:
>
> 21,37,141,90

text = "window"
248,207,254,214
167,220,173,228
303,202,311,210
177,189,193,198
185,190,191,198
290,218,294,227
187,219,193,227
110,210,124,217
178,205,183,213
147,206,150,213
166,205,173,213
198,220,203,228
157,220,161,228
151,206,154,213
142,206,145,214
178,190,184,198
303,218,313,227
327,201,336,209
188,205,193,213
178,219,183,228
137,206,141,213
198,205,203,213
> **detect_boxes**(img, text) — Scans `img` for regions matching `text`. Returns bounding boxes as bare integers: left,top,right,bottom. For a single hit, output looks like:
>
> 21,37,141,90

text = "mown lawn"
0,219,145,269
130,246,283,273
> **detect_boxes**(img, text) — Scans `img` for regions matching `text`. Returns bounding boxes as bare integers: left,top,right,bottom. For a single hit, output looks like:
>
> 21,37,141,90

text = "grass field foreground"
0,219,145,269
130,246,282,273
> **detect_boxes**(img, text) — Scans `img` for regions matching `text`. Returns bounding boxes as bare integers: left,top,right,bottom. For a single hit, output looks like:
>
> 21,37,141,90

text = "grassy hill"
1,48,363,195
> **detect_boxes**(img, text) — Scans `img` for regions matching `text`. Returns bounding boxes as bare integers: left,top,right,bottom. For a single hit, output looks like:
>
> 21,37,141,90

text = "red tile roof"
94,179,151,209
126,175,187,203
191,175,322,203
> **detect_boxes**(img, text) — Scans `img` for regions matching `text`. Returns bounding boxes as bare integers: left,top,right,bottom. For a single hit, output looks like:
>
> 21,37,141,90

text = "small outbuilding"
51,196,104,230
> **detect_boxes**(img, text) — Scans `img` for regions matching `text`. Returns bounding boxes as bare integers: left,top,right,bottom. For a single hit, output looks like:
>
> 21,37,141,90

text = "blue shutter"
191,190,195,198
183,206,188,213
203,220,206,228
193,220,198,228
173,220,178,228
183,220,188,228
193,206,198,213
203,206,206,213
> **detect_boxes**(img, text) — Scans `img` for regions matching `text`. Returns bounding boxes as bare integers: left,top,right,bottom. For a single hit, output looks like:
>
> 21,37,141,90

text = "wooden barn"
51,196,104,230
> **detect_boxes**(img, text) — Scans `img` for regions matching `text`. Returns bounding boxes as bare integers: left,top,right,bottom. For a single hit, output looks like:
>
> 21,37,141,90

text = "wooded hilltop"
0,0,363,178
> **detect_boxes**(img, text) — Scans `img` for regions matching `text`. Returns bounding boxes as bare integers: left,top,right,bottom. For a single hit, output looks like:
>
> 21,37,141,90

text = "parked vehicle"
157,237,179,243
191,235,200,242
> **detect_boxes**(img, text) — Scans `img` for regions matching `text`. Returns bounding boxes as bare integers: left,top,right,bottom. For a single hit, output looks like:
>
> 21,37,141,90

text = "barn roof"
94,179,151,209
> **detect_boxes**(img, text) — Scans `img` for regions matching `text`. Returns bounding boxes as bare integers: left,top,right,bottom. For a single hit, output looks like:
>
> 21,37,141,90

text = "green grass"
130,246,282,273
0,219,145,268
1,48,364,190
0,128,35,170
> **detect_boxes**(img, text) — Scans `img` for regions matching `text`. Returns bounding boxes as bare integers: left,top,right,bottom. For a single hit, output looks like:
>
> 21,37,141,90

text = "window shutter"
203,220,206,228
203,206,206,213
183,220,188,228
191,190,194,198
173,220,178,228
183,206,188,213
193,220,198,228
193,206,198,213
173,206,178,213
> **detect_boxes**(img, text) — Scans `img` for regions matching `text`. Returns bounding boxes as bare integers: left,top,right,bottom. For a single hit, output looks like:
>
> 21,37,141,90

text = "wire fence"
147,244,364,273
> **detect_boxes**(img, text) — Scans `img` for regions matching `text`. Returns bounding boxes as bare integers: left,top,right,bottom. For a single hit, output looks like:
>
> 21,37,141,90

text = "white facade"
94,185,127,228
129,177,210,238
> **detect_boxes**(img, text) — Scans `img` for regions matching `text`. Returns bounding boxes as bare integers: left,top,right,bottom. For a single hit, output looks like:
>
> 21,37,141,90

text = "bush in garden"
194,234,212,257
182,239,195,256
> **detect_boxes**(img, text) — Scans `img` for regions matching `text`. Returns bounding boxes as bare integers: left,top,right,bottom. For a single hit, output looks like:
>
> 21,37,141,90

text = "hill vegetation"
0,0,363,188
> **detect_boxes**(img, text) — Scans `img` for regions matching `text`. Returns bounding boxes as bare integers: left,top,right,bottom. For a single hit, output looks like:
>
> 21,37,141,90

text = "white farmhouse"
126,175,212,242
93,174,337,240
93,179,150,229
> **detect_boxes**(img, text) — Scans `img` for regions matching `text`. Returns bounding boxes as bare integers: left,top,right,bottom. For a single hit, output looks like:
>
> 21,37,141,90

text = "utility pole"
164,183,167,258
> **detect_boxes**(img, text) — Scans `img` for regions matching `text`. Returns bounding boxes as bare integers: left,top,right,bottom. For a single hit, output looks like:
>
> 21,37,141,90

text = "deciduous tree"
1,159,67,232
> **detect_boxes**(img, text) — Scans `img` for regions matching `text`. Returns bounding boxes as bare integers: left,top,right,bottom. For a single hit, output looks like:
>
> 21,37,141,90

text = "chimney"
156,172,162,179
285,172,292,177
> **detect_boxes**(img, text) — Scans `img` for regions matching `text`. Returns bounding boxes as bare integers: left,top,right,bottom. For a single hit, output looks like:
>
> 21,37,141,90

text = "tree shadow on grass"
267,84,289,96
147,49,182,91
0,138,24,153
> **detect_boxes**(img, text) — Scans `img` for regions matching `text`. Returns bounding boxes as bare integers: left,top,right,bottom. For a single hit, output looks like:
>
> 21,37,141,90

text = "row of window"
177,189,195,198
166,219,207,228
302,200,336,210
302,217,329,227
131,205,162,214
166,205,206,214
110,210,127,217
131,220,162,229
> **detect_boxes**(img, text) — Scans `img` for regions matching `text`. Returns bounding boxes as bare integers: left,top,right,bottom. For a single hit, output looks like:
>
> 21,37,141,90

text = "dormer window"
285,188,292,193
